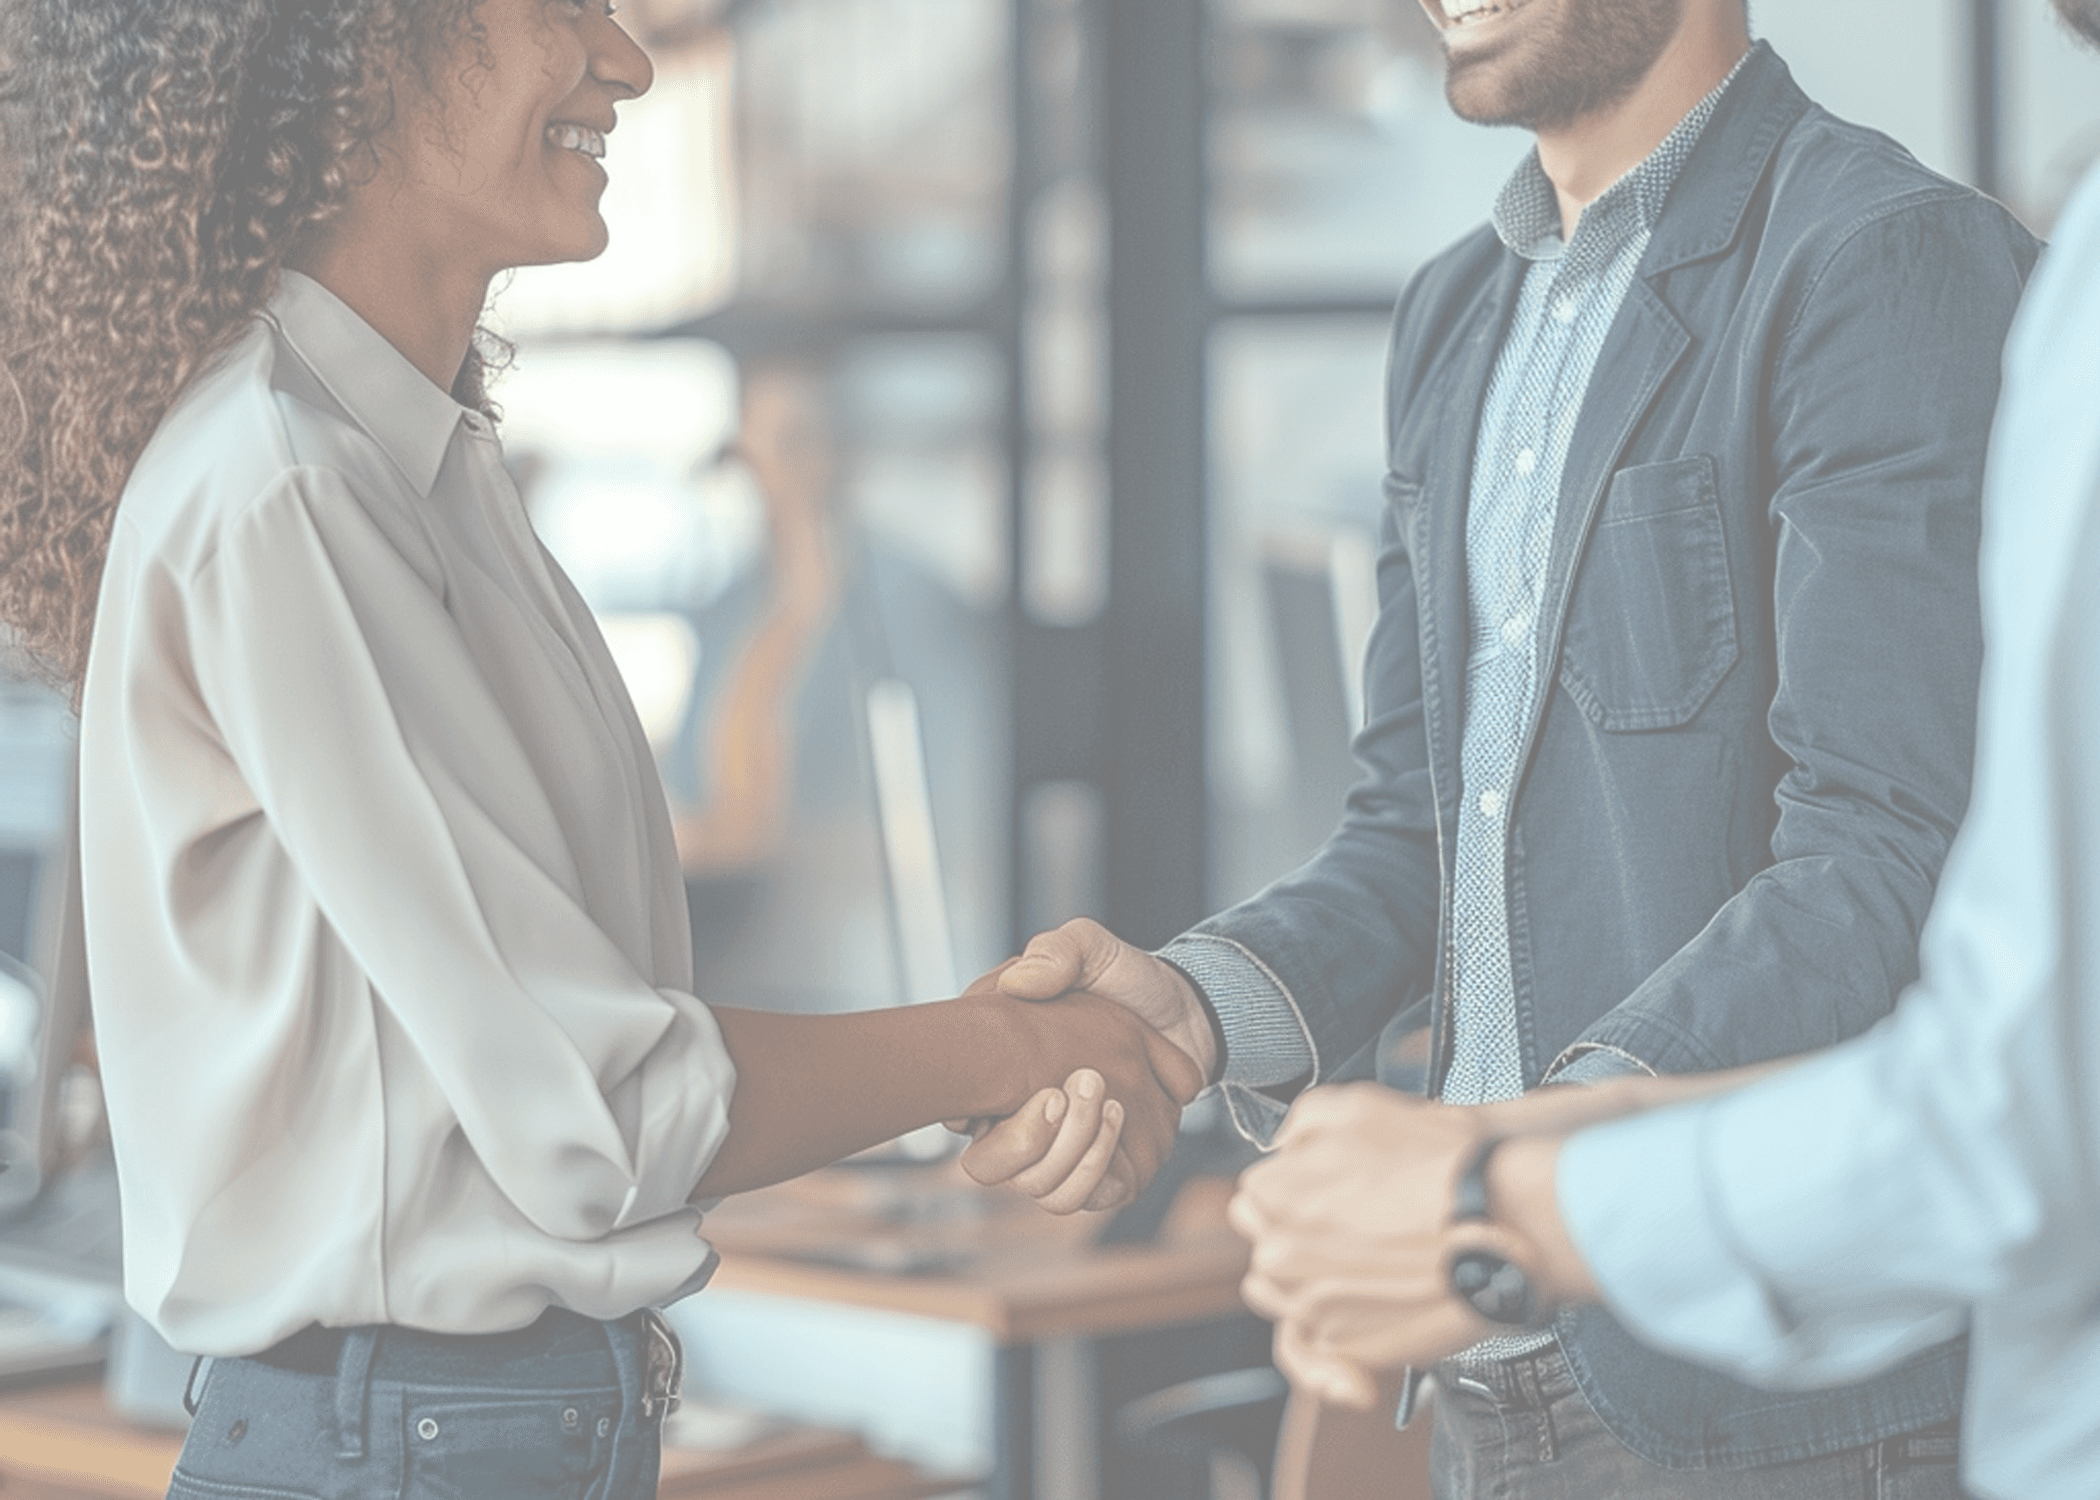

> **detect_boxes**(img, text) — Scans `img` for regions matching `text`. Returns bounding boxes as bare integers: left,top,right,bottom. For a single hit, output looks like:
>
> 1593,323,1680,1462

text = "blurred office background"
3,0,2099,1495
466,0,2100,1008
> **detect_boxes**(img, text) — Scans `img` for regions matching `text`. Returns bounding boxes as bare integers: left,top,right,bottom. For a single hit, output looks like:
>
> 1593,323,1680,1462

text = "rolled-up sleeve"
1559,1049,1972,1389
188,468,735,1241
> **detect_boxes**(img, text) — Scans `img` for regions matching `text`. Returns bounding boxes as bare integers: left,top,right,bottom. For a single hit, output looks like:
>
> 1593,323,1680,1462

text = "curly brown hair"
0,0,498,689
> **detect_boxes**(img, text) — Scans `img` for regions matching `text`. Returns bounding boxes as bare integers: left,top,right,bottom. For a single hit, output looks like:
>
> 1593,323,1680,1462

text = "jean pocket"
401,1394,620,1500
1558,455,1738,731
169,1364,330,1500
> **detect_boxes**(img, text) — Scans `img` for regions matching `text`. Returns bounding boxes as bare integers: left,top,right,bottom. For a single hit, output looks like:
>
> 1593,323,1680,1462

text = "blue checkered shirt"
1445,63,1742,1113
1450,65,1746,1360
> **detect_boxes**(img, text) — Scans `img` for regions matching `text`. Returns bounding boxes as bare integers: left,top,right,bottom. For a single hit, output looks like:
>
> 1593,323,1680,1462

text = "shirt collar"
265,270,469,497
1491,50,1754,263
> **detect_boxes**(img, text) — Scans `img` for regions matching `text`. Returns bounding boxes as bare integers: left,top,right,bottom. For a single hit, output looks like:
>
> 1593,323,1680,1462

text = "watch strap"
1446,1135,1544,1328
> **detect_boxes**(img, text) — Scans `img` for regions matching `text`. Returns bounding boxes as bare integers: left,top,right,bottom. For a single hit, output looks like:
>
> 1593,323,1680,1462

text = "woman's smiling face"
385,0,654,276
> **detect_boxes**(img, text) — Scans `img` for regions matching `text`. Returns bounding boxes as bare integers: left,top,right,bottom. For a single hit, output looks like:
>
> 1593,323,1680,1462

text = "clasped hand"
1230,1085,1554,1406
947,927,1557,1408
951,919,1219,1213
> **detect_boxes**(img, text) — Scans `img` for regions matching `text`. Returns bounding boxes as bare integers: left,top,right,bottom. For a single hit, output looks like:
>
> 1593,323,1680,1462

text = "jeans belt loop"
643,1308,684,1417
333,1327,380,1462
181,1355,214,1418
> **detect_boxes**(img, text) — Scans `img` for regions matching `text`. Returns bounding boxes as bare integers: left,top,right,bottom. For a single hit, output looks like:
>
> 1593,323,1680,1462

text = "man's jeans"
166,1308,678,1500
1431,1346,1968,1500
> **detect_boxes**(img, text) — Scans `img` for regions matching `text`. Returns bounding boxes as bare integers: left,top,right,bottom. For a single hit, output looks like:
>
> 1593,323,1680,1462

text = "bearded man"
1226,6,2100,1497
967,1,2041,1494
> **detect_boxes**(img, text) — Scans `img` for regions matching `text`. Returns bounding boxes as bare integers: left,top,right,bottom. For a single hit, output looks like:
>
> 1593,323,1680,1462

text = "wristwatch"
1446,1136,1544,1328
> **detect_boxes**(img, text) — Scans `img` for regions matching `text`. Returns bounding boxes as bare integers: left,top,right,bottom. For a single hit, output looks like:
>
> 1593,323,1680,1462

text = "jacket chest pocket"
1557,455,1738,732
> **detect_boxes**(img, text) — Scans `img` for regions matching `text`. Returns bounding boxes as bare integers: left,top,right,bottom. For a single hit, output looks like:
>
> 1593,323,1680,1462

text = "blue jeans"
167,1308,678,1500
1430,1346,1969,1500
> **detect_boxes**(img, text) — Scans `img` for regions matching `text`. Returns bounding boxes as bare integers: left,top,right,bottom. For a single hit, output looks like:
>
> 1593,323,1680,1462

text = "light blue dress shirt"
1558,160,2100,1500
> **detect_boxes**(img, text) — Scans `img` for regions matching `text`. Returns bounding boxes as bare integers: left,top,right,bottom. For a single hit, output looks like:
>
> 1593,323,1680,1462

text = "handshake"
948,918,1223,1215
940,918,1623,1408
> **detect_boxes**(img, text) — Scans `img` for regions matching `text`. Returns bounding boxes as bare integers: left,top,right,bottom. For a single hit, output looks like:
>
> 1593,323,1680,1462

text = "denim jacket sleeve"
1175,368,1450,1138
1560,196,2036,1078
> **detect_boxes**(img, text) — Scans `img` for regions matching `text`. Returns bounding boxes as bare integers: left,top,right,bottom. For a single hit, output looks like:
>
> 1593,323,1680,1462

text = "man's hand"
999,919,1220,1083
1228,1084,1524,1404
956,920,1218,1212
1233,1069,1769,1399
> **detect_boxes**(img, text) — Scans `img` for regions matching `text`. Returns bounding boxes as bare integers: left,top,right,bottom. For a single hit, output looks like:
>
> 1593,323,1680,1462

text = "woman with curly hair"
0,2,1200,1494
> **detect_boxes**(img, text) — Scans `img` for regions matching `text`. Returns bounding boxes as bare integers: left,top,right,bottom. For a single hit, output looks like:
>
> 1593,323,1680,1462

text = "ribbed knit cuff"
1155,934,1316,1089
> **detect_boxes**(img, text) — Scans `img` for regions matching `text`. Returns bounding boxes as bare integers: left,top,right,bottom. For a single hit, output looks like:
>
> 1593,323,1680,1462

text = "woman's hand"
951,920,1219,1212
987,988,1206,1199
959,1068,1135,1213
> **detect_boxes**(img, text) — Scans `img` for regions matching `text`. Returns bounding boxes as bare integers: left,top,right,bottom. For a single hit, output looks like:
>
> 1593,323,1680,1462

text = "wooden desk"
697,1166,1256,1500
0,1383,173,1500
702,1166,1250,1342
0,1383,952,1500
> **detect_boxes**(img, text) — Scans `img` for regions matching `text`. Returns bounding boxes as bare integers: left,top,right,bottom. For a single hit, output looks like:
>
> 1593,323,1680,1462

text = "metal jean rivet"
562,1406,580,1432
227,1419,247,1444
596,1417,611,1438
417,1417,440,1441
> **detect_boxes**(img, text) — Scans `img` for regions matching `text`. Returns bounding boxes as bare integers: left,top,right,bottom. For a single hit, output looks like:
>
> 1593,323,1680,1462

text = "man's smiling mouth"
545,122,607,160
1440,0,1522,25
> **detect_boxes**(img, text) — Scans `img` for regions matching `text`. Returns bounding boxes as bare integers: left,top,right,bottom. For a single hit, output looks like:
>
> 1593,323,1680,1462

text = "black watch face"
1450,1250,1539,1327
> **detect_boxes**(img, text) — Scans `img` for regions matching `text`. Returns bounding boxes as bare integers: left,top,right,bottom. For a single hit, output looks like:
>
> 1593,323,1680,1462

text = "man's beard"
2054,0,2100,47
1445,0,1688,131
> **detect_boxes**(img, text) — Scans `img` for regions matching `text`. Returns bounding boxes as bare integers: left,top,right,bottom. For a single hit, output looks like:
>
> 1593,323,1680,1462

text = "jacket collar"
1640,40,1813,276
264,271,467,498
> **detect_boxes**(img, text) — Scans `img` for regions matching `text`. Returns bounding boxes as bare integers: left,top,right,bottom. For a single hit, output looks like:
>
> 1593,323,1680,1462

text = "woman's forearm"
692,998,1020,1197
692,991,1201,1199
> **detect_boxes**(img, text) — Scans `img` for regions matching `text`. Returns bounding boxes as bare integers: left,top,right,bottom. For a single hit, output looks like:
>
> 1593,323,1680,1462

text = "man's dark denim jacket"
1192,44,2039,1468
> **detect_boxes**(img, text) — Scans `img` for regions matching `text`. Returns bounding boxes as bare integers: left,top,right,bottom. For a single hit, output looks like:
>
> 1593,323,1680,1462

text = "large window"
494,0,1016,1011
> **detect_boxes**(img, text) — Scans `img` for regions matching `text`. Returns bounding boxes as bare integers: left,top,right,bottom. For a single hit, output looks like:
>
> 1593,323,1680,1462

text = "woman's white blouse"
79,272,737,1356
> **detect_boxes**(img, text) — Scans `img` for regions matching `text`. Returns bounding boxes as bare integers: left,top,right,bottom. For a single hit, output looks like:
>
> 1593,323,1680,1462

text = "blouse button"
417,1417,441,1441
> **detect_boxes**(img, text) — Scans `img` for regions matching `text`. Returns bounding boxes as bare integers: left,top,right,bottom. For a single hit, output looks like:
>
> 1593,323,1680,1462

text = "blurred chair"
1272,1385,1435,1500
1114,1370,1437,1500
1117,1364,1288,1500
